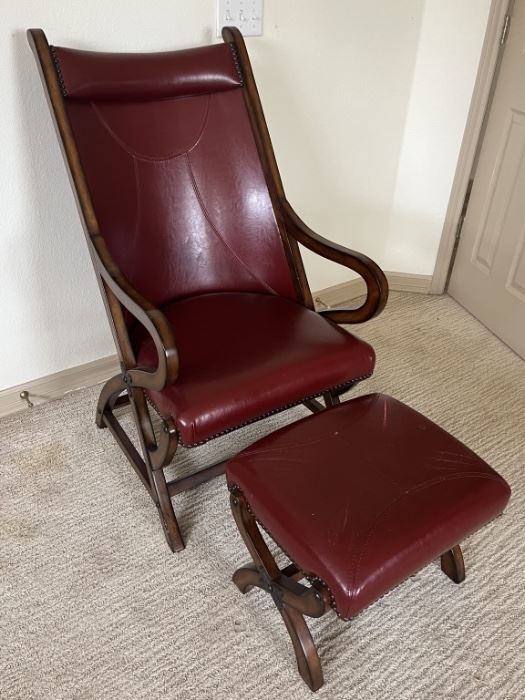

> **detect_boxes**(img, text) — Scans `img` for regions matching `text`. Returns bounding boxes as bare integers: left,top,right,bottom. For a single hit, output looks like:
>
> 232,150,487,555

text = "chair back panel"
53,44,298,305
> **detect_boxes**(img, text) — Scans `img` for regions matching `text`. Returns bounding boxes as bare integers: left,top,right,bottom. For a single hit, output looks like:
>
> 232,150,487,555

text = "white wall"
385,0,492,273
0,0,489,389
250,1,424,287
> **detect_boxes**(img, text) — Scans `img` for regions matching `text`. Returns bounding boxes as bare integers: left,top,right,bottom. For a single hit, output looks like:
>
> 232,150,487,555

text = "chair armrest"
280,199,388,324
91,235,179,391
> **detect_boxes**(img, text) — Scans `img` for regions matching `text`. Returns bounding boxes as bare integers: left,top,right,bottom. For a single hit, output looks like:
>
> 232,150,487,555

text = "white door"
448,0,525,359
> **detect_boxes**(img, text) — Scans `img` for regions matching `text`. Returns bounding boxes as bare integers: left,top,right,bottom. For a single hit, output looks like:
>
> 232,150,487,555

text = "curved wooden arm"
91,235,179,392
280,199,388,323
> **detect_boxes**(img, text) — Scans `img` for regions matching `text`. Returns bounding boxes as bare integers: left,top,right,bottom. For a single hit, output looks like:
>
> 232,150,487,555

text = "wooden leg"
441,544,465,583
280,603,323,692
305,387,347,414
230,490,328,691
96,378,186,552
96,373,126,428
304,398,326,414
233,563,262,594
129,388,186,553
232,560,325,691
323,391,341,408
281,563,304,582
97,379,252,553
151,468,185,553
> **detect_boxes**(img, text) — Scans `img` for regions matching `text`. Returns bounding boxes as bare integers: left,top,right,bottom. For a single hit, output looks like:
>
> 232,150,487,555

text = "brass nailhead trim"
50,46,68,97
228,43,244,85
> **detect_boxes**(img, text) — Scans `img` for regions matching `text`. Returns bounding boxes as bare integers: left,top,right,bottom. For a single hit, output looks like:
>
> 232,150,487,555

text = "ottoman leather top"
226,394,511,619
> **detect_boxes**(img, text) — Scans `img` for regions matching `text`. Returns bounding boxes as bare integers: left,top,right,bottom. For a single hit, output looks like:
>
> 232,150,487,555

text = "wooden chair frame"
27,27,389,552
230,487,465,691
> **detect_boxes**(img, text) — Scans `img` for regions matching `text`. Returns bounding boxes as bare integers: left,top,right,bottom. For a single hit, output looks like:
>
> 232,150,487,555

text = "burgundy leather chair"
27,27,388,551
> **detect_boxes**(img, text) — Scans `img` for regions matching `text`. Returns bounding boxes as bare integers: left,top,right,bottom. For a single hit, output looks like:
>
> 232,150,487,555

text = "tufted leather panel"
59,50,297,306
135,293,376,445
52,44,242,100
227,394,511,619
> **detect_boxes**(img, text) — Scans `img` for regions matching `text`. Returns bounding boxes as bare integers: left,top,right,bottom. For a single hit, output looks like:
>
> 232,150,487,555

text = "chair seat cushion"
136,293,375,446
226,394,511,619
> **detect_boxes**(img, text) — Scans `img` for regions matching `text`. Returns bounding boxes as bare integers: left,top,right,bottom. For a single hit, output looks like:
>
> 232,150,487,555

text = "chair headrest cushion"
51,43,243,101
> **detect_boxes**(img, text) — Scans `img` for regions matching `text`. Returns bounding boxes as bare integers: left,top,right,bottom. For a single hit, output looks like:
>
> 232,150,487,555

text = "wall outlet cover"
217,0,263,37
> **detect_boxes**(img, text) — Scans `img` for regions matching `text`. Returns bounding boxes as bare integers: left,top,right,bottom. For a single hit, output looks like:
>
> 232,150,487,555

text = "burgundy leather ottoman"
226,393,511,691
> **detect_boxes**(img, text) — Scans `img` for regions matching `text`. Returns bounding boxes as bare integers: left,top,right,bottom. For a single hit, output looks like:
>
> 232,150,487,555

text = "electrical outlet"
217,0,263,37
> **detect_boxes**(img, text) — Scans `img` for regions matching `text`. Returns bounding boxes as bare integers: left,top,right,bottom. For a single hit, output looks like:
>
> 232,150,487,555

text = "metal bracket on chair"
259,568,285,609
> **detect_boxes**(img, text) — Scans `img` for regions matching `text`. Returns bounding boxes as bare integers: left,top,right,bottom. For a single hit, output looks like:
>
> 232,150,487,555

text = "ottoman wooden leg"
230,488,329,692
233,562,262,594
279,603,324,691
440,544,466,583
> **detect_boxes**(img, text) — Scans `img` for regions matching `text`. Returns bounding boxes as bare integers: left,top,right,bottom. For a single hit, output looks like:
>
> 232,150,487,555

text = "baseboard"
0,355,120,419
0,272,432,419
314,271,432,307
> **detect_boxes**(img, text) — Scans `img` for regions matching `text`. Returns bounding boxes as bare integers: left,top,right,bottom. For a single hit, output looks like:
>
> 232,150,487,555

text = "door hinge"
500,14,511,46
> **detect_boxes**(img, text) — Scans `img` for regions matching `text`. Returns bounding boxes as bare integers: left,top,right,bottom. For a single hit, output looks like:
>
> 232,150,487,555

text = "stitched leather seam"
131,156,142,280
236,389,372,458
184,152,280,296
144,374,370,447
334,508,508,621
50,46,68,97
187,93,213,154
347,472,506,613
90,95,211,162
237,432,351,458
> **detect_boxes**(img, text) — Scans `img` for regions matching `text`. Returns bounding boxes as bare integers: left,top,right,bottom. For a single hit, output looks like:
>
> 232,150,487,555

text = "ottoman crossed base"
226,394,511,691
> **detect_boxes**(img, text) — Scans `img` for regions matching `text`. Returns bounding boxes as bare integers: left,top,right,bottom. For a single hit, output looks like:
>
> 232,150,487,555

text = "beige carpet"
1,292,524,700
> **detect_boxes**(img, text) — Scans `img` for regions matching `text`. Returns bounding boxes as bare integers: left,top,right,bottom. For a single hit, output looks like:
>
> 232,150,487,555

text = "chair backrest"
49,42,298,306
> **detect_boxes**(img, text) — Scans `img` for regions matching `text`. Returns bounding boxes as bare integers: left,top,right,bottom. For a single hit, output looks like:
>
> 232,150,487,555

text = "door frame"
431,0,512,294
